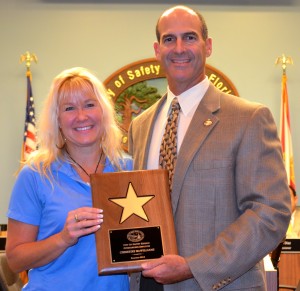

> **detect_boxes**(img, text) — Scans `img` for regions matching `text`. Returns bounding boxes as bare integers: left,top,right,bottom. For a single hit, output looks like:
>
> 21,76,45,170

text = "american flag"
22,70,37,161
280,73,296,191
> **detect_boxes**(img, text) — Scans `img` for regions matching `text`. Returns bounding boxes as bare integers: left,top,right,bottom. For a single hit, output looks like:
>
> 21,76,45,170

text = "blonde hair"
24,67,123,178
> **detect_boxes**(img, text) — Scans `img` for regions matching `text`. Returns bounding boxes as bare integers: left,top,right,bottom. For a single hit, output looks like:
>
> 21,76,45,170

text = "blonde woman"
6,67,131,290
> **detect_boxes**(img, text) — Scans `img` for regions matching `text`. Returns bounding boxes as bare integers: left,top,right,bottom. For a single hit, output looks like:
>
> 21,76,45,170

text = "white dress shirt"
147,77,210,170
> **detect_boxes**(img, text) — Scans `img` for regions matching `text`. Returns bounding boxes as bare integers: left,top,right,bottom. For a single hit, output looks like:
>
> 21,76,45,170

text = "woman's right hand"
60,207,103,247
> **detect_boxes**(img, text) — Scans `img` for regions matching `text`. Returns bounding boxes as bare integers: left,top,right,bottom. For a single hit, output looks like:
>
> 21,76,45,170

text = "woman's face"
58,91,103,153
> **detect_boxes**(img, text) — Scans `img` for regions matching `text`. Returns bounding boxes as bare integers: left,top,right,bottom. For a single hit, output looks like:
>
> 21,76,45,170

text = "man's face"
154,7,212,95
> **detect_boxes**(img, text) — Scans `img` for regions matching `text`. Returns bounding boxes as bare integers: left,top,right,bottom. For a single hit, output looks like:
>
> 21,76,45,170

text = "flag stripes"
280,74,296,191
22,70,37,161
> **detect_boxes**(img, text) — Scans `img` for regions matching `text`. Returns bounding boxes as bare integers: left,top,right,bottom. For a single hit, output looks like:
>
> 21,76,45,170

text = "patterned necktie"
159,97,181,193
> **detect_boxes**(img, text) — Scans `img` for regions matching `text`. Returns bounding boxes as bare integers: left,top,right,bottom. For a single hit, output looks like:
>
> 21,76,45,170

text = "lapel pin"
203,119,213,126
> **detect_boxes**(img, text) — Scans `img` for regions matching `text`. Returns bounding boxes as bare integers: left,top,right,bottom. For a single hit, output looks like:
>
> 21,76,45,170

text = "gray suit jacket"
128,83,291,291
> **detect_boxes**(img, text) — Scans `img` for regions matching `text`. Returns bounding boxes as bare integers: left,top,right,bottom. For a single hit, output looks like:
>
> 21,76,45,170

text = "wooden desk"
278,253,300,289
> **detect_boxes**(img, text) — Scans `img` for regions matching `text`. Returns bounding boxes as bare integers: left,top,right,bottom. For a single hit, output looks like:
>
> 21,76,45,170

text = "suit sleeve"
187,105,291,290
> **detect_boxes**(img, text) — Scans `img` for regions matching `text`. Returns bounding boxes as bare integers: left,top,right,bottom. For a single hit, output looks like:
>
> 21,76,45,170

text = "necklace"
66,149,103,178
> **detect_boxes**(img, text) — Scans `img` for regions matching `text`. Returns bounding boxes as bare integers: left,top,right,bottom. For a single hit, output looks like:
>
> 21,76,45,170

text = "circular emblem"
127,229,145,243
104,58,239,151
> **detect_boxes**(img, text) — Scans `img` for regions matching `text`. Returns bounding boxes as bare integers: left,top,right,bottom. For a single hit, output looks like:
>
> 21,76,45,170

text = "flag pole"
275,53,293,76
20,51,38,73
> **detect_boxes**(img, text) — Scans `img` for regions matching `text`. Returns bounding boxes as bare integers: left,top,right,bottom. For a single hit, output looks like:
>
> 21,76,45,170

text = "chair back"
0,253,23,291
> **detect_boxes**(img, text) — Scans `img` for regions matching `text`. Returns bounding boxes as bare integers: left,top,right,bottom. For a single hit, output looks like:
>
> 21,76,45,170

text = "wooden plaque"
90,169,178,275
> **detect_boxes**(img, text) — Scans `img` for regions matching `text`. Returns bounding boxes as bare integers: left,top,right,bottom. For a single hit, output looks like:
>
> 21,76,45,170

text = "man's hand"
141,254,193,284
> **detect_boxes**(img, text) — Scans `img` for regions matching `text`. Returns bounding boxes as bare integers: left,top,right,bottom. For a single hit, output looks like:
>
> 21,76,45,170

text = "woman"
6,67,132,290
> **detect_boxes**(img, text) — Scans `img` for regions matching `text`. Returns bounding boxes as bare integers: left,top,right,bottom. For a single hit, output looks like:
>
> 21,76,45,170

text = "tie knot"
171,97,180,111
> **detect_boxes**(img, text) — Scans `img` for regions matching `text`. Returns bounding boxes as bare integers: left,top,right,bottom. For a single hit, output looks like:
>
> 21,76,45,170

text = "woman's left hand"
6,207,103,273
60,207,103,247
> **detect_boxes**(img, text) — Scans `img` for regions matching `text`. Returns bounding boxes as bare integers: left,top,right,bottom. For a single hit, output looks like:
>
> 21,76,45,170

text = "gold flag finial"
20,51,38,72
275,54,293,75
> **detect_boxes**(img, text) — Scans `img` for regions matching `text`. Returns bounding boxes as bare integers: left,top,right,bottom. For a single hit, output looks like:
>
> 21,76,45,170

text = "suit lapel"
171,84,221,213
137,95,167,169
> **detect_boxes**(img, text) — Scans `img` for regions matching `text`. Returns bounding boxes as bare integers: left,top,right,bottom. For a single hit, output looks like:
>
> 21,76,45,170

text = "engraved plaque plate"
110,226,163,263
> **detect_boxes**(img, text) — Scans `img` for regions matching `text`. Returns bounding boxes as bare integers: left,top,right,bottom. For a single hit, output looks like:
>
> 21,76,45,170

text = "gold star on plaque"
109,182,154,223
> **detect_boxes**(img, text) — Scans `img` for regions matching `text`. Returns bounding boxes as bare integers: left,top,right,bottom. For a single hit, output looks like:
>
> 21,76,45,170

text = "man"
128,5,291,291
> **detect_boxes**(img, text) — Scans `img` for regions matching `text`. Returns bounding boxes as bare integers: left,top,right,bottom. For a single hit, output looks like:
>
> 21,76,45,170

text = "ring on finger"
74,214,80,223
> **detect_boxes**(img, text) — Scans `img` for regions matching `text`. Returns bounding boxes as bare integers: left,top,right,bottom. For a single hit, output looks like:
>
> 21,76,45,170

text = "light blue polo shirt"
7,157,132,291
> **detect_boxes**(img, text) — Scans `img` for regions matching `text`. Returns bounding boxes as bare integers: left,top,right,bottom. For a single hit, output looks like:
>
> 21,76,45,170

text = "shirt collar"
166,76,209,116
